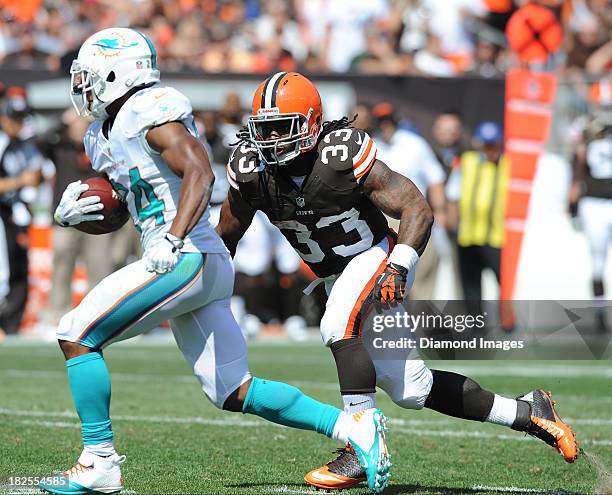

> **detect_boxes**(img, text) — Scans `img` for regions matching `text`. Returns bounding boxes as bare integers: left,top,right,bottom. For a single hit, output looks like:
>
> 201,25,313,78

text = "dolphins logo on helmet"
92,36,139,59
70,27,160,119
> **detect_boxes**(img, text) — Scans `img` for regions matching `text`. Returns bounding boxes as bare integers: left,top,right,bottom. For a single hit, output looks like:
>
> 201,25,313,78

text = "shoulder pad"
319,128,377,182
118,86,195,138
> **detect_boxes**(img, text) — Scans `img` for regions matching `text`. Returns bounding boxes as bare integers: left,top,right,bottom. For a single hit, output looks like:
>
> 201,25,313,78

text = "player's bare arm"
215,187,256,257
362,159,433,302
362,159,433,254
146,121,215,239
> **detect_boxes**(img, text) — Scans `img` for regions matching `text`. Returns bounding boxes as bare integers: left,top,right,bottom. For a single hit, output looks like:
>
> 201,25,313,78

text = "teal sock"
66,352,113,446
242,377,341,438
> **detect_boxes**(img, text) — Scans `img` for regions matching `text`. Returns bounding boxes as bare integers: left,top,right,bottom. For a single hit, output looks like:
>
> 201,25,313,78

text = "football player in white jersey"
38,28,391,495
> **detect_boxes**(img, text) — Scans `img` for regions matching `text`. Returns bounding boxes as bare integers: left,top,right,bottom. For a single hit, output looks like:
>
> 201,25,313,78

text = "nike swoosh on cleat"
349,400,370,407
310,471,346,483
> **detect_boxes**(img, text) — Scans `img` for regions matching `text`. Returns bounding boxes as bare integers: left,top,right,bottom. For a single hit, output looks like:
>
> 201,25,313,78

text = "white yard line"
267,487,319,495
0,486,137,495
0,490,41,495
472,485,550,493
267,484,562,495
18,419,79,428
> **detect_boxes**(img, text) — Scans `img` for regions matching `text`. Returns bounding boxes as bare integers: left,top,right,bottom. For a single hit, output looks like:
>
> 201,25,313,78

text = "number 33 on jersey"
227,128,390,277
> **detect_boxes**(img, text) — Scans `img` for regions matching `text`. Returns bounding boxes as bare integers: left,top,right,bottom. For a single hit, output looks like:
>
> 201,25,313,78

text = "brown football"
73,176,130,235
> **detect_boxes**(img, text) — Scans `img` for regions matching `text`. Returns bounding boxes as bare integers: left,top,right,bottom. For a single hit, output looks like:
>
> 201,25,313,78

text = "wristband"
165,233,185,253
387,244,419,273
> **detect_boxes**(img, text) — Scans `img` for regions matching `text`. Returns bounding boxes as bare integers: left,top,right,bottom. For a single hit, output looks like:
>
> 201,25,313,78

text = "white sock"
486,394,518,427
331,411,356,444
343,393,375,415
84,442,116,458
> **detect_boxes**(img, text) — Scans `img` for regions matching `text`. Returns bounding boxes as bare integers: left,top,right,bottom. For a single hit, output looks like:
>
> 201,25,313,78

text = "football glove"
374,262,408,303
143,233,184,274
54,180,104,226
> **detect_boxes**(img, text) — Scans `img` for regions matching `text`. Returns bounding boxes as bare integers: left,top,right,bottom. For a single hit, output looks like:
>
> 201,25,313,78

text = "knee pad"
196,355,252,409
56,310,77,342
386,360,433,410
320,309,345,346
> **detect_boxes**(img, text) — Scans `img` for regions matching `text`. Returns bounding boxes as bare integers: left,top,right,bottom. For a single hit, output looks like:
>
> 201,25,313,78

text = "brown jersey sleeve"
319,128,378,184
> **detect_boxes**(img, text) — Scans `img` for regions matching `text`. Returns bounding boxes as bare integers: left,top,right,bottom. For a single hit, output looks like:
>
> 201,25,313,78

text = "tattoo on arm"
362,159,433,256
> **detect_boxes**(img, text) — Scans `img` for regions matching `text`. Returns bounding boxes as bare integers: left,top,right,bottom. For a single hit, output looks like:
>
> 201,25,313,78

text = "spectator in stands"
431,109,466,298
465,36,504,78
446,121,507,313
40,109,113,325
352,103,373,135
218,92,245,147
253,0,305,67
320,0,389,72
413,31,455,77
372,102,447,299
567,13,608,72
0,0,559,77
0,91,43,335
431,110,466,174
422,0,488,72
350,25,413,75
0,22,63,70
198,111,230,167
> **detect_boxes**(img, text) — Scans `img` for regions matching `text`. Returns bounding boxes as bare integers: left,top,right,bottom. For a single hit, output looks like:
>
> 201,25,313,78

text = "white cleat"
38,451,126,495
348,408,391,493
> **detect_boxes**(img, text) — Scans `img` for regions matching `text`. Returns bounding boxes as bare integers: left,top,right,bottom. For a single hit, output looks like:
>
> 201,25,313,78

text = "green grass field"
1,340,610,495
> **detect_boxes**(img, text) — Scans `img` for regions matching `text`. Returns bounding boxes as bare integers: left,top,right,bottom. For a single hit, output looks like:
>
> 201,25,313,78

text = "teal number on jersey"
129,167,165,225
109,179,128,200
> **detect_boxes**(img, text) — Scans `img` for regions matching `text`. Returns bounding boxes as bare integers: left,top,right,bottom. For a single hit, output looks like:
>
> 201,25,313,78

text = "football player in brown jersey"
216,72,579,491
570,80,612,333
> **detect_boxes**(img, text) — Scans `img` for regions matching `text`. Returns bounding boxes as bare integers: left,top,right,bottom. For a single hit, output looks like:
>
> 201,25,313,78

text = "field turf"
1,340,610,495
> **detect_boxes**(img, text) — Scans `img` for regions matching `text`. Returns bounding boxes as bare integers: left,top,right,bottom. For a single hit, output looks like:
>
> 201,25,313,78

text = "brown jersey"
584,127,612,199
227,128,389,277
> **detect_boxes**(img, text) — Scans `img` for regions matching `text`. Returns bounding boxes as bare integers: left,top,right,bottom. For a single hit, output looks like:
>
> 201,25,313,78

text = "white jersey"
83,85,227,254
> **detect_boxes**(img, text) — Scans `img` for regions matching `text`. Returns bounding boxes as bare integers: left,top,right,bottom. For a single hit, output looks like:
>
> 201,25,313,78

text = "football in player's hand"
74,176,129,235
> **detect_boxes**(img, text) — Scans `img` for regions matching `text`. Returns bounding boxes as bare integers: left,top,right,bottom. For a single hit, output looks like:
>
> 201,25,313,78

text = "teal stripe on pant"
81,253,204,348
67,352,113,446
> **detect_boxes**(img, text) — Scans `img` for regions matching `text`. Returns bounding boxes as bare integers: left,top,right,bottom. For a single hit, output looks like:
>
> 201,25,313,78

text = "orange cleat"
304,445,367,490
518,389,579,463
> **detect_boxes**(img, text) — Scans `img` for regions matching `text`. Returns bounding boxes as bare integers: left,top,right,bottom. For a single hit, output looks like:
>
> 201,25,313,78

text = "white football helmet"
70,27,160,119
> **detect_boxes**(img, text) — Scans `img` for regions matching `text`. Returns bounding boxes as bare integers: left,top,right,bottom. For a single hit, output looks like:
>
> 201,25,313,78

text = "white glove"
54,181,104,226
143,233,184,274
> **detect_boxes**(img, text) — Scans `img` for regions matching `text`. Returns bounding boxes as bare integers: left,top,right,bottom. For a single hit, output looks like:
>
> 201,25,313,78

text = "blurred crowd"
0,0,610,77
